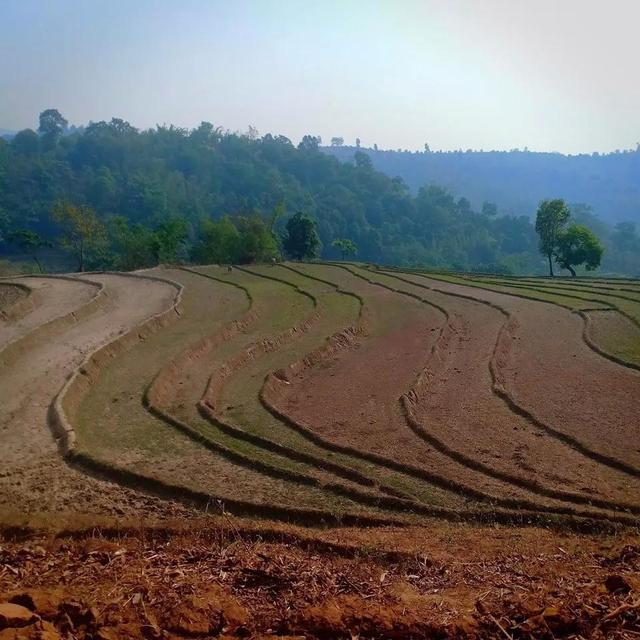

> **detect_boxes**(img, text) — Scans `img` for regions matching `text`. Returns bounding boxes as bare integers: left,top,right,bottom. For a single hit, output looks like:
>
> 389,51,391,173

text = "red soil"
0,520,638,639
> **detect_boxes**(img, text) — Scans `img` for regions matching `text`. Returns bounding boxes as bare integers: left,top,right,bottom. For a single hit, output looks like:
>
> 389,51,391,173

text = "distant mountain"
324,146,640,225
0,128,16,140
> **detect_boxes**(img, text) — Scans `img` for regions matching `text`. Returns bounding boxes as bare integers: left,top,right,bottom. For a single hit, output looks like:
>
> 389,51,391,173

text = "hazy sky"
1,0,638,153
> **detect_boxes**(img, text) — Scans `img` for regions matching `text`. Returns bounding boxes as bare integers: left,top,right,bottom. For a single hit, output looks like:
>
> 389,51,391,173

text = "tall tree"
535,199,570,276
38,109,68,148
283,212,320,260
52,201,106,272
555,224,604,276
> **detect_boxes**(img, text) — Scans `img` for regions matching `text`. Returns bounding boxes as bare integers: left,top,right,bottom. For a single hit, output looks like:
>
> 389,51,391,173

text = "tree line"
0,110,636,275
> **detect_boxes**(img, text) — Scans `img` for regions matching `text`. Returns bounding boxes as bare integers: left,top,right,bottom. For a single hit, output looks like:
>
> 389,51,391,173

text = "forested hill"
324,146,640,225
0,114,639,275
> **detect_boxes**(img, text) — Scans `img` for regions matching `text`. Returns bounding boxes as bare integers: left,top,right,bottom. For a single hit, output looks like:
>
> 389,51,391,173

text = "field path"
0,276,96,348
0,272,184,518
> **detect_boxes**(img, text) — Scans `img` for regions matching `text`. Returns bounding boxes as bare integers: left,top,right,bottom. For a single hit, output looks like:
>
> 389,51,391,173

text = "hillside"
1,262,639,637
325,146,640,225
2,116,640,276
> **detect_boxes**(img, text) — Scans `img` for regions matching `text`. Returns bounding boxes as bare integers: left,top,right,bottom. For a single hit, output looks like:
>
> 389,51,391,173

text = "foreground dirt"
0,519,639,639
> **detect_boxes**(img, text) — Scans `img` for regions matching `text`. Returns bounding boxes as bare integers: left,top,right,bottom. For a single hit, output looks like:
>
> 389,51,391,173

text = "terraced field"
1,264,639,526
1,263,640,638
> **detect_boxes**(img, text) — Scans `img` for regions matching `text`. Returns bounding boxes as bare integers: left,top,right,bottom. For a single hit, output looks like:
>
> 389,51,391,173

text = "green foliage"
151,218,188,264
107,216,157,270
192,217,240,264
11,129,40,155
192,214,278,264
7,229,50,272
535,199,571,276
52,201,107,272
283,212,321,260
38,109,67,149
331,238,358,259
0,109,625,274
555,224,604,276
0,259,38,276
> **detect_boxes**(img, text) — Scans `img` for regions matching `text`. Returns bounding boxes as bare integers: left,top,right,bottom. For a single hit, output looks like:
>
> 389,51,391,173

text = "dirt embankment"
0,272,187,520
0,521,638,639
0,277,98,352
0,282,31,321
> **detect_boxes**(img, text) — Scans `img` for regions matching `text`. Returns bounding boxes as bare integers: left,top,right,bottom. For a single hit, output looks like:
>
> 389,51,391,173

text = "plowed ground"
1,263,639,638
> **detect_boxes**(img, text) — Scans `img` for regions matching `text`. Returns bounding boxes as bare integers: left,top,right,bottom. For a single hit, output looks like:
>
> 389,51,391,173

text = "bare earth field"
1,263,639,639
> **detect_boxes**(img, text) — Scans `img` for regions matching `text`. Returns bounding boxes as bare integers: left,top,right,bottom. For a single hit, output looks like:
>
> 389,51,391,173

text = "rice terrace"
1,260,639,638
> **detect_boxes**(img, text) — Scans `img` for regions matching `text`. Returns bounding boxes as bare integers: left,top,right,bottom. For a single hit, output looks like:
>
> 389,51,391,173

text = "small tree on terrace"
52,201,107,272
555,224,604,276
282,212,321,260
331,238,357,260
535,199,570,276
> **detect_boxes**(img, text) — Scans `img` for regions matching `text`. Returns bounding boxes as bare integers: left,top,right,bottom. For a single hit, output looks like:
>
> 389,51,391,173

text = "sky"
1,0,638,154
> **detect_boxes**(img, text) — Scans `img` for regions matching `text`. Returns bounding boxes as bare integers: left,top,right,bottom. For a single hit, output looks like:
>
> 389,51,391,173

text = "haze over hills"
325,145,640,225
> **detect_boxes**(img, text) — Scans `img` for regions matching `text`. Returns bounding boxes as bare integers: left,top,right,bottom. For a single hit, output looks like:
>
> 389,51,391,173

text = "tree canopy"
0,110,635,275
331,238,357,260
283,212,321,261
555,224,604,276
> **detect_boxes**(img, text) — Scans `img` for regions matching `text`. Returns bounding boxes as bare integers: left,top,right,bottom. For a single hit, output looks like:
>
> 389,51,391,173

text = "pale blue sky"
1,0,638,153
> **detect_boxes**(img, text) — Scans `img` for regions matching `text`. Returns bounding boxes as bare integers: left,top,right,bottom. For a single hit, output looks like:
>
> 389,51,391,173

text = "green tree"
38,109,67,148
236,214,280,263
555,224,604,276
297,135,321,151
11,129,40,155
283,212,321,260
535,199,570,276
52,201,107,272
331,238,358,260
107,216,156,270
8,229,50,272
151,217,188,264
354,151,373,170
192,217,241,264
